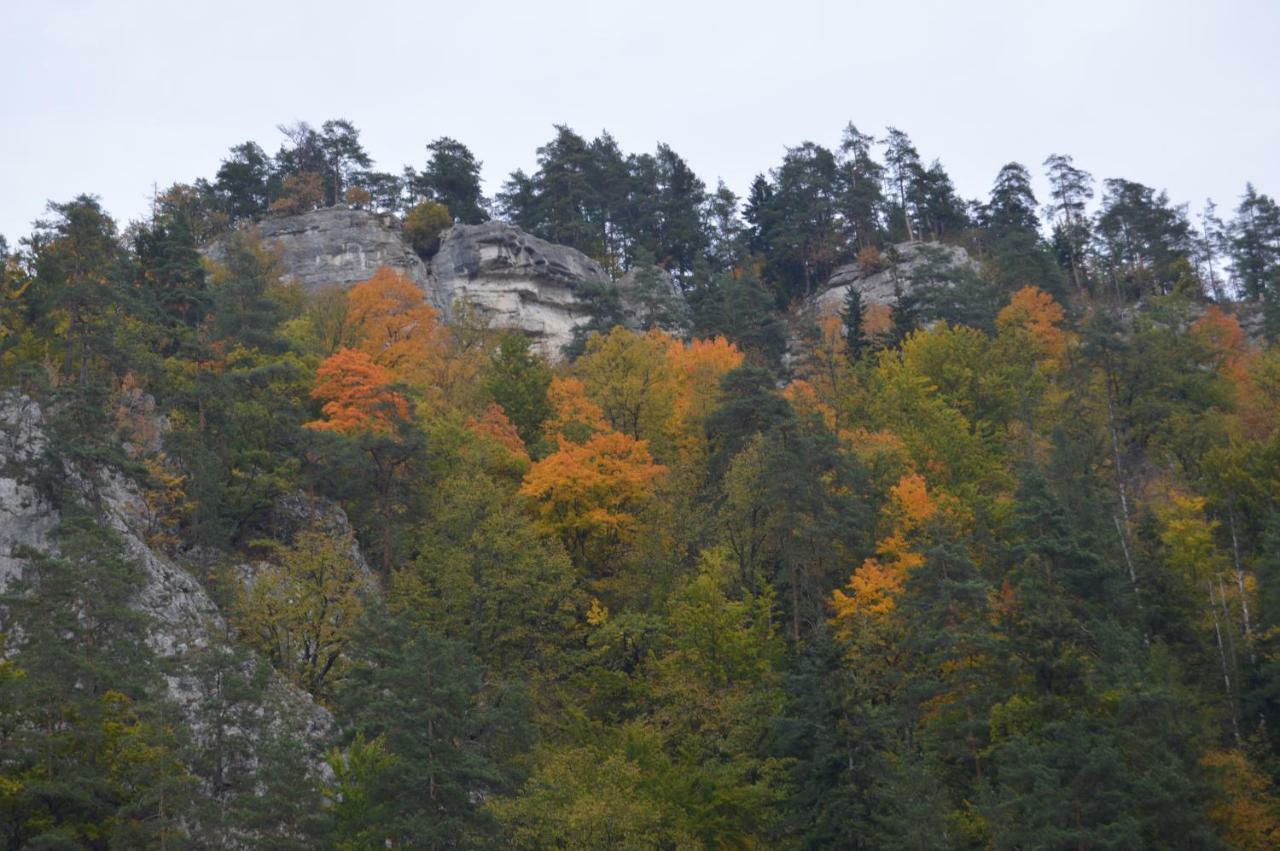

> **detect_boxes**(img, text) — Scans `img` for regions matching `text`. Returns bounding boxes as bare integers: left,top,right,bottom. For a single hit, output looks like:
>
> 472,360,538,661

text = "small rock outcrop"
813,241,980,317
251,207,432,294
429,221,610,354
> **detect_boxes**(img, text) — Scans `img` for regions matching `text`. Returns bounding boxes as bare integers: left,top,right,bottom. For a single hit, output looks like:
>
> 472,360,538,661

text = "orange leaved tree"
306,348,409,436
306,348,416,575
344,266,445,395
519,430,666,564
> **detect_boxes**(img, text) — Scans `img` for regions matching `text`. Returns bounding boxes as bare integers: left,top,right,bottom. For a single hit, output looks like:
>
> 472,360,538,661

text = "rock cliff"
429,221,610,355
221,209,689,357
250,207,433,293
0,394,332,742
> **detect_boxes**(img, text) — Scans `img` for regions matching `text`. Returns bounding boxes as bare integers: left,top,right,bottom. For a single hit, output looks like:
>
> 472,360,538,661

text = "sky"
3,0,1279,244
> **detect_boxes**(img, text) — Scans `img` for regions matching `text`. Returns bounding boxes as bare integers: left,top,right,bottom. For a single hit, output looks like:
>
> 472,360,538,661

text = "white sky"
3,0,1278,243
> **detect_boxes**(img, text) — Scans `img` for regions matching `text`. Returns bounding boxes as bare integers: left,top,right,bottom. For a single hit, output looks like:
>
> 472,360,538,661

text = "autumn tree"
233,529,368,702
306,348,410,436
520,429,665,565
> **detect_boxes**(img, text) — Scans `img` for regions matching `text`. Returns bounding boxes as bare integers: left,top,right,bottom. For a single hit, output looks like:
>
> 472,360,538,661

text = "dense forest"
2,117,1280,848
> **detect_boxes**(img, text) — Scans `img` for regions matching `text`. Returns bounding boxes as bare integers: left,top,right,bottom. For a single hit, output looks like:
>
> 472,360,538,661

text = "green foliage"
336,606,529,848
482,332,553,448
402,199,453,258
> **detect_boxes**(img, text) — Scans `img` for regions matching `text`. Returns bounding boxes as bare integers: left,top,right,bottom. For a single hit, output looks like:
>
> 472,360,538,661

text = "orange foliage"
997,286,1067,361
784,380,837,431
831,472,937,628
519,430,666,553
544,376,608,440
666,335,744,431
1201,749,1280,850
345,266,445,387
305,348,409,435
862,303,893,338
1193,306,1250,385
467,402,529,461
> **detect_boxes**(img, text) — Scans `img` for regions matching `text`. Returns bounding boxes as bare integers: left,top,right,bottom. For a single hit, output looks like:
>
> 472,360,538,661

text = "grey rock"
246,207,432,294
218,209,689,358
429,221,609,356
0,393,332,741
814,241,981,317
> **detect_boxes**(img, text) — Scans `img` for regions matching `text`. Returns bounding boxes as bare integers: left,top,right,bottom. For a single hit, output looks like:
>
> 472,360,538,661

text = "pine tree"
841,284,866,362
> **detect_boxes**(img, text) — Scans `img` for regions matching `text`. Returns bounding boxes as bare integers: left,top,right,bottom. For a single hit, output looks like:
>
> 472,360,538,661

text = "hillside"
1,119,1279,849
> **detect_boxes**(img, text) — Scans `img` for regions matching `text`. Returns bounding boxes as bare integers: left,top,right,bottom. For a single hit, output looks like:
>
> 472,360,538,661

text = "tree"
215,141,273,221
882,127,924,242
1094,178,1197,300
27,195,131,385
394,472,579,676
481,332,553,448
1043,153,1094,294
403,200,453,258
306,348,411,436
336,608,529,849
0,509,192,848
1229,184,1280,317
343,265,445,390
269,171,324,215
410,137,488,224
762,142,844,299
519,429,666,563
842,284,867,362
233,529,368,702
839,122,886,250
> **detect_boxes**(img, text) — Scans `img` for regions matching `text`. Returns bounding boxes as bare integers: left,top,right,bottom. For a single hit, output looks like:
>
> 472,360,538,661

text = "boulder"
430,221,610,356
249,207,432,294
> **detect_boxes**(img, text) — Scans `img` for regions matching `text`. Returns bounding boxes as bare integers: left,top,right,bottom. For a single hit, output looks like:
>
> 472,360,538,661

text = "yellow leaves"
1201,749,1280,850
831,472,937,633
519,430,666,557
573,327,744,461
233,529,367,701
306,348,410,436
1156,490,1224,583
586,597,610,626
996,285,1067,363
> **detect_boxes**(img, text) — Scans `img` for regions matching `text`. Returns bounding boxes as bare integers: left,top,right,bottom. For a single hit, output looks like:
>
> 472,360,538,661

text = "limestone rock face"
250,207,432,293
813,241,980,317
0,393,332,742
221,209,685,358
429,221,610,356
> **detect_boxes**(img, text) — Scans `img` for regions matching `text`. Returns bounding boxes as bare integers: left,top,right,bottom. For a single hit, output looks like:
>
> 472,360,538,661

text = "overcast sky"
3,0,1278,244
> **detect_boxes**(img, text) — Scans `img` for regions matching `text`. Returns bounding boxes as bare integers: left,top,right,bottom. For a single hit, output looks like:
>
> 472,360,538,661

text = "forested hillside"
2,119,1280,848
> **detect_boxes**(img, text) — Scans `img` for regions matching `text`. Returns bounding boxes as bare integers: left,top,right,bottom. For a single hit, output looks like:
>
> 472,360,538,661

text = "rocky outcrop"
250,207,432,294
429,221,610,355
222,209,692,357
0,393,332,741
813,241,981,317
